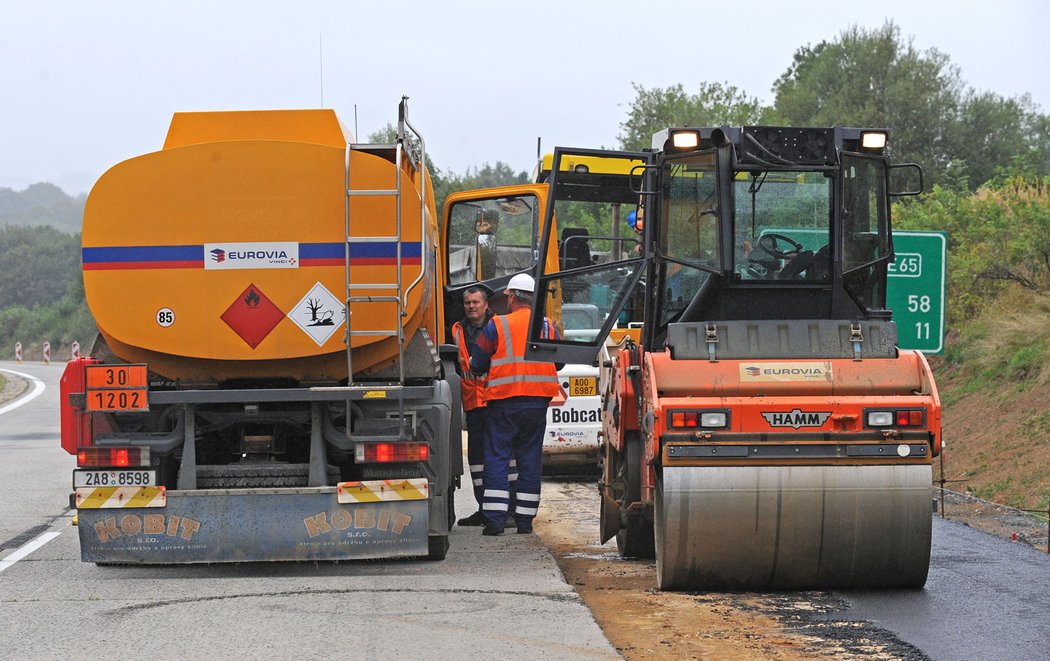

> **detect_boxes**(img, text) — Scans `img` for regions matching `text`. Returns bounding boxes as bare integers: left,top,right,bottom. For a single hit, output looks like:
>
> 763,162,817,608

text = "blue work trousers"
481,399,545,528
466,407,516,511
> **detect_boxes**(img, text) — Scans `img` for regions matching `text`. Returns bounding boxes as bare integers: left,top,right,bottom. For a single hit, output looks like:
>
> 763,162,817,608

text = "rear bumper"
544,394,601,466
75,483,429,564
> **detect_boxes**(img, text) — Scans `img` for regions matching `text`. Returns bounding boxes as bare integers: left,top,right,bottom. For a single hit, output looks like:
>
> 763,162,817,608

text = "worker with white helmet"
470,272,561,535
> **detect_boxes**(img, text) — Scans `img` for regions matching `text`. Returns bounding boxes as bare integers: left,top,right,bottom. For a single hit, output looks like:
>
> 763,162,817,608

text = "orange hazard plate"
85,365,149,412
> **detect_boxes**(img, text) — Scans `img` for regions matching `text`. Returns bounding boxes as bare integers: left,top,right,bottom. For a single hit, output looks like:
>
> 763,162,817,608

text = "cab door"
524,148,650,365
440,184,552,343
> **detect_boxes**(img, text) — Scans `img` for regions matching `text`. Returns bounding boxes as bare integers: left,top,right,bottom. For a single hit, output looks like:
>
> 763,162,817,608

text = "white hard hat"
505,273,536,294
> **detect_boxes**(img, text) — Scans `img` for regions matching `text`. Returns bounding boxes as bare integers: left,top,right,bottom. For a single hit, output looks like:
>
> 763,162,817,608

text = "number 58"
907,295,931,313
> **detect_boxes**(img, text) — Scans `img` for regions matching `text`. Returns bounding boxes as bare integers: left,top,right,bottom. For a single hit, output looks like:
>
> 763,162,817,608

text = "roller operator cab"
60,100,462,565
525,127,940,590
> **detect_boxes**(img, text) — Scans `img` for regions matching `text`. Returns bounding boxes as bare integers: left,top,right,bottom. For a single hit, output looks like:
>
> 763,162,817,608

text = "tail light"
355,442,429,463
77,446,150,467
865,408,926,428
668,409,730,430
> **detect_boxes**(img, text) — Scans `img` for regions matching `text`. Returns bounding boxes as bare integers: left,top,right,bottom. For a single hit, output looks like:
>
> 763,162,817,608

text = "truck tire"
615,434,655,559
194,463,340,489
427,534,449,560
447,481,457,529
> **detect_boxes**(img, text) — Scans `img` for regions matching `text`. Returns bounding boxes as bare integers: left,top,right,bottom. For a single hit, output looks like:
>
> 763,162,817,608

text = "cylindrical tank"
82,109,438,384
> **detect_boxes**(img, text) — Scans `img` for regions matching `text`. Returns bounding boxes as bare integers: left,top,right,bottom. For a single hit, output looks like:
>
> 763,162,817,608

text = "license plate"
568,376,597,397
74,470,156,488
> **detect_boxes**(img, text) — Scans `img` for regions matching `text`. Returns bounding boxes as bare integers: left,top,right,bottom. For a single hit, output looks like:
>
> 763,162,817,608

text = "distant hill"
0,183,86,234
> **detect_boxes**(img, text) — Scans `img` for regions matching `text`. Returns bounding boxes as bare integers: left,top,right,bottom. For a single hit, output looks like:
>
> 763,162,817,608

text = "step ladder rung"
349,330,401,338
347,283,399,290
347,236,401,243
348,143,397,152
347,295,400,303
347,189,398,197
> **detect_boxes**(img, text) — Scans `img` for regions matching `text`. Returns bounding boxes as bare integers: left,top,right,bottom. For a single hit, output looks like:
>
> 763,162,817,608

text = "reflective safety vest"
452,321,486,411
486,307,559,401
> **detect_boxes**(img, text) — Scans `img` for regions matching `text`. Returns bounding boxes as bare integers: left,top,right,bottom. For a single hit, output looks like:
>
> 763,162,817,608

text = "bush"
894,175,1050,328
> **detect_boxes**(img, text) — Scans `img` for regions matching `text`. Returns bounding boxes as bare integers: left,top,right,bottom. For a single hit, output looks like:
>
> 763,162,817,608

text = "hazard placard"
290,282,345,346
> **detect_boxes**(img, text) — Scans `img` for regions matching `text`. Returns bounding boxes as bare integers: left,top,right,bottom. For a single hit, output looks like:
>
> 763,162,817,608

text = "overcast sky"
3,0,1048,196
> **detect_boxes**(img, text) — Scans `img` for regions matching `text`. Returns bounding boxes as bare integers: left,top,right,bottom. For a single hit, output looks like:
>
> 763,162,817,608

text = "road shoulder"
0,370,28,405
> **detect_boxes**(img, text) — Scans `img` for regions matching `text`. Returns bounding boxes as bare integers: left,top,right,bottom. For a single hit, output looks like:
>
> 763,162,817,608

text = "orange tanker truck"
59,99,464,563
524,127,940,589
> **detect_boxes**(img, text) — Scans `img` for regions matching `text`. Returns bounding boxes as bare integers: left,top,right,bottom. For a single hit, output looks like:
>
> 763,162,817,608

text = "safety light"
671,131,700,150
701,412,727,427
669,409,729,430
355,442,429,463
866,409,924,427
77,446,150,468
861,131,887,149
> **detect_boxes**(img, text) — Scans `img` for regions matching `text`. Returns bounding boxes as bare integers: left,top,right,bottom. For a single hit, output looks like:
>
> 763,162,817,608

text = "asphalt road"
835,517,1050,660
539,478,1050,661
0,361,618,659
3,360,1049,660
0,362,72,547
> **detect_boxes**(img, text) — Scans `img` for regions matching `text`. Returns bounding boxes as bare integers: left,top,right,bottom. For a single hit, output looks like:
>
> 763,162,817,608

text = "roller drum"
655,465,932,590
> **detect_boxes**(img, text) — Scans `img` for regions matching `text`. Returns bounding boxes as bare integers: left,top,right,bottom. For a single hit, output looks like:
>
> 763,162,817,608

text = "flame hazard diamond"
221,284,285,349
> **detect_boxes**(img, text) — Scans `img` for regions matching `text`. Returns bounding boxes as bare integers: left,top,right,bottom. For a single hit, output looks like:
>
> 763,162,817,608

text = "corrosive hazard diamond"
290,282,345,346
221,284,285,349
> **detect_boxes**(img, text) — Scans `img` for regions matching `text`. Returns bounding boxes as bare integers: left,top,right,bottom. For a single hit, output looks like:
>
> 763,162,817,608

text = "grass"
0,374,6,392
944,289,1050,395
1023,410,1050,437
971,477,1013,501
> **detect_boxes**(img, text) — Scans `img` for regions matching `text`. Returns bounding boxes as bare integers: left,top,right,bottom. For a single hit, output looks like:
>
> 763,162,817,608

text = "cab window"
446,195,539,285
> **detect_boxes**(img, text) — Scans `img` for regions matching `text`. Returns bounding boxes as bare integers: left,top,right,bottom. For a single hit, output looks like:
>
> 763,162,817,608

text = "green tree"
366,124,527,213
773,22,963,187
0,225,81,308
772,21,1050,190
948,91,1050,187
894,175,1050,325
618,82,772,151
0,225,96,354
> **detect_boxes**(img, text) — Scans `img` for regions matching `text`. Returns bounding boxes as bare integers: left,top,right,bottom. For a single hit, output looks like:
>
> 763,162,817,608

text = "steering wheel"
757,233,803,259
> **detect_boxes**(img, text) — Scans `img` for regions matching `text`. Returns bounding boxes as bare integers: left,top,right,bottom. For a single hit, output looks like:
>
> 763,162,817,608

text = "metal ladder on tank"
343,97,429,436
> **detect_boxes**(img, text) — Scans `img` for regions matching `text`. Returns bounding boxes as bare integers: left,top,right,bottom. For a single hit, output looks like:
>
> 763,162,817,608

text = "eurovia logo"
740,361,833,382
204,242,299,270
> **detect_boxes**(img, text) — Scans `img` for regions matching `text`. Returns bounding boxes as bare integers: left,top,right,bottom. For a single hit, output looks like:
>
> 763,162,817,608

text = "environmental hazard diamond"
290,282,345,346
221,284,285,349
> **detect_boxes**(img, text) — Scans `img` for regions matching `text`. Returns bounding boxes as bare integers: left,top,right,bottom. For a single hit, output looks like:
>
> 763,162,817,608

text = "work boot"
457,511,486,526
482,523,504,536
516,517,533,534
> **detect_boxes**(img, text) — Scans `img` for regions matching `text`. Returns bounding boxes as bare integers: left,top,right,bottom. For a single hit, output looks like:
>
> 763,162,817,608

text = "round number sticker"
156,307,175,327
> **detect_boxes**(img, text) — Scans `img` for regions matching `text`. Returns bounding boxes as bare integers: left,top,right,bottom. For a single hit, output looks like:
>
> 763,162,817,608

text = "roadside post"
72,341,80,360
43,342,51,365
15,342,22,363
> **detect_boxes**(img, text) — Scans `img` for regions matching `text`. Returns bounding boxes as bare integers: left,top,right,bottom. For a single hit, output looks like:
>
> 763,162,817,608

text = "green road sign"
887,231,947,353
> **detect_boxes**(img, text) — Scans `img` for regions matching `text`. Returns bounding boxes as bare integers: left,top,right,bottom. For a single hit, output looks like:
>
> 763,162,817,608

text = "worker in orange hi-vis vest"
450,285,505,526
470,273,562,536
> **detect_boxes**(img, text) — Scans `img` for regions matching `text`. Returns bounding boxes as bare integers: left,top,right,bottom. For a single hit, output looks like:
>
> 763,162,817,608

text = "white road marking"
0,531,62,573
0,369,46,416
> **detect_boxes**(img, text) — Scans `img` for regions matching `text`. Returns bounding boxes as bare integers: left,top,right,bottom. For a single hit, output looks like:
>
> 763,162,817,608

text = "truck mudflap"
654,465,932,590
75,479,430,564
